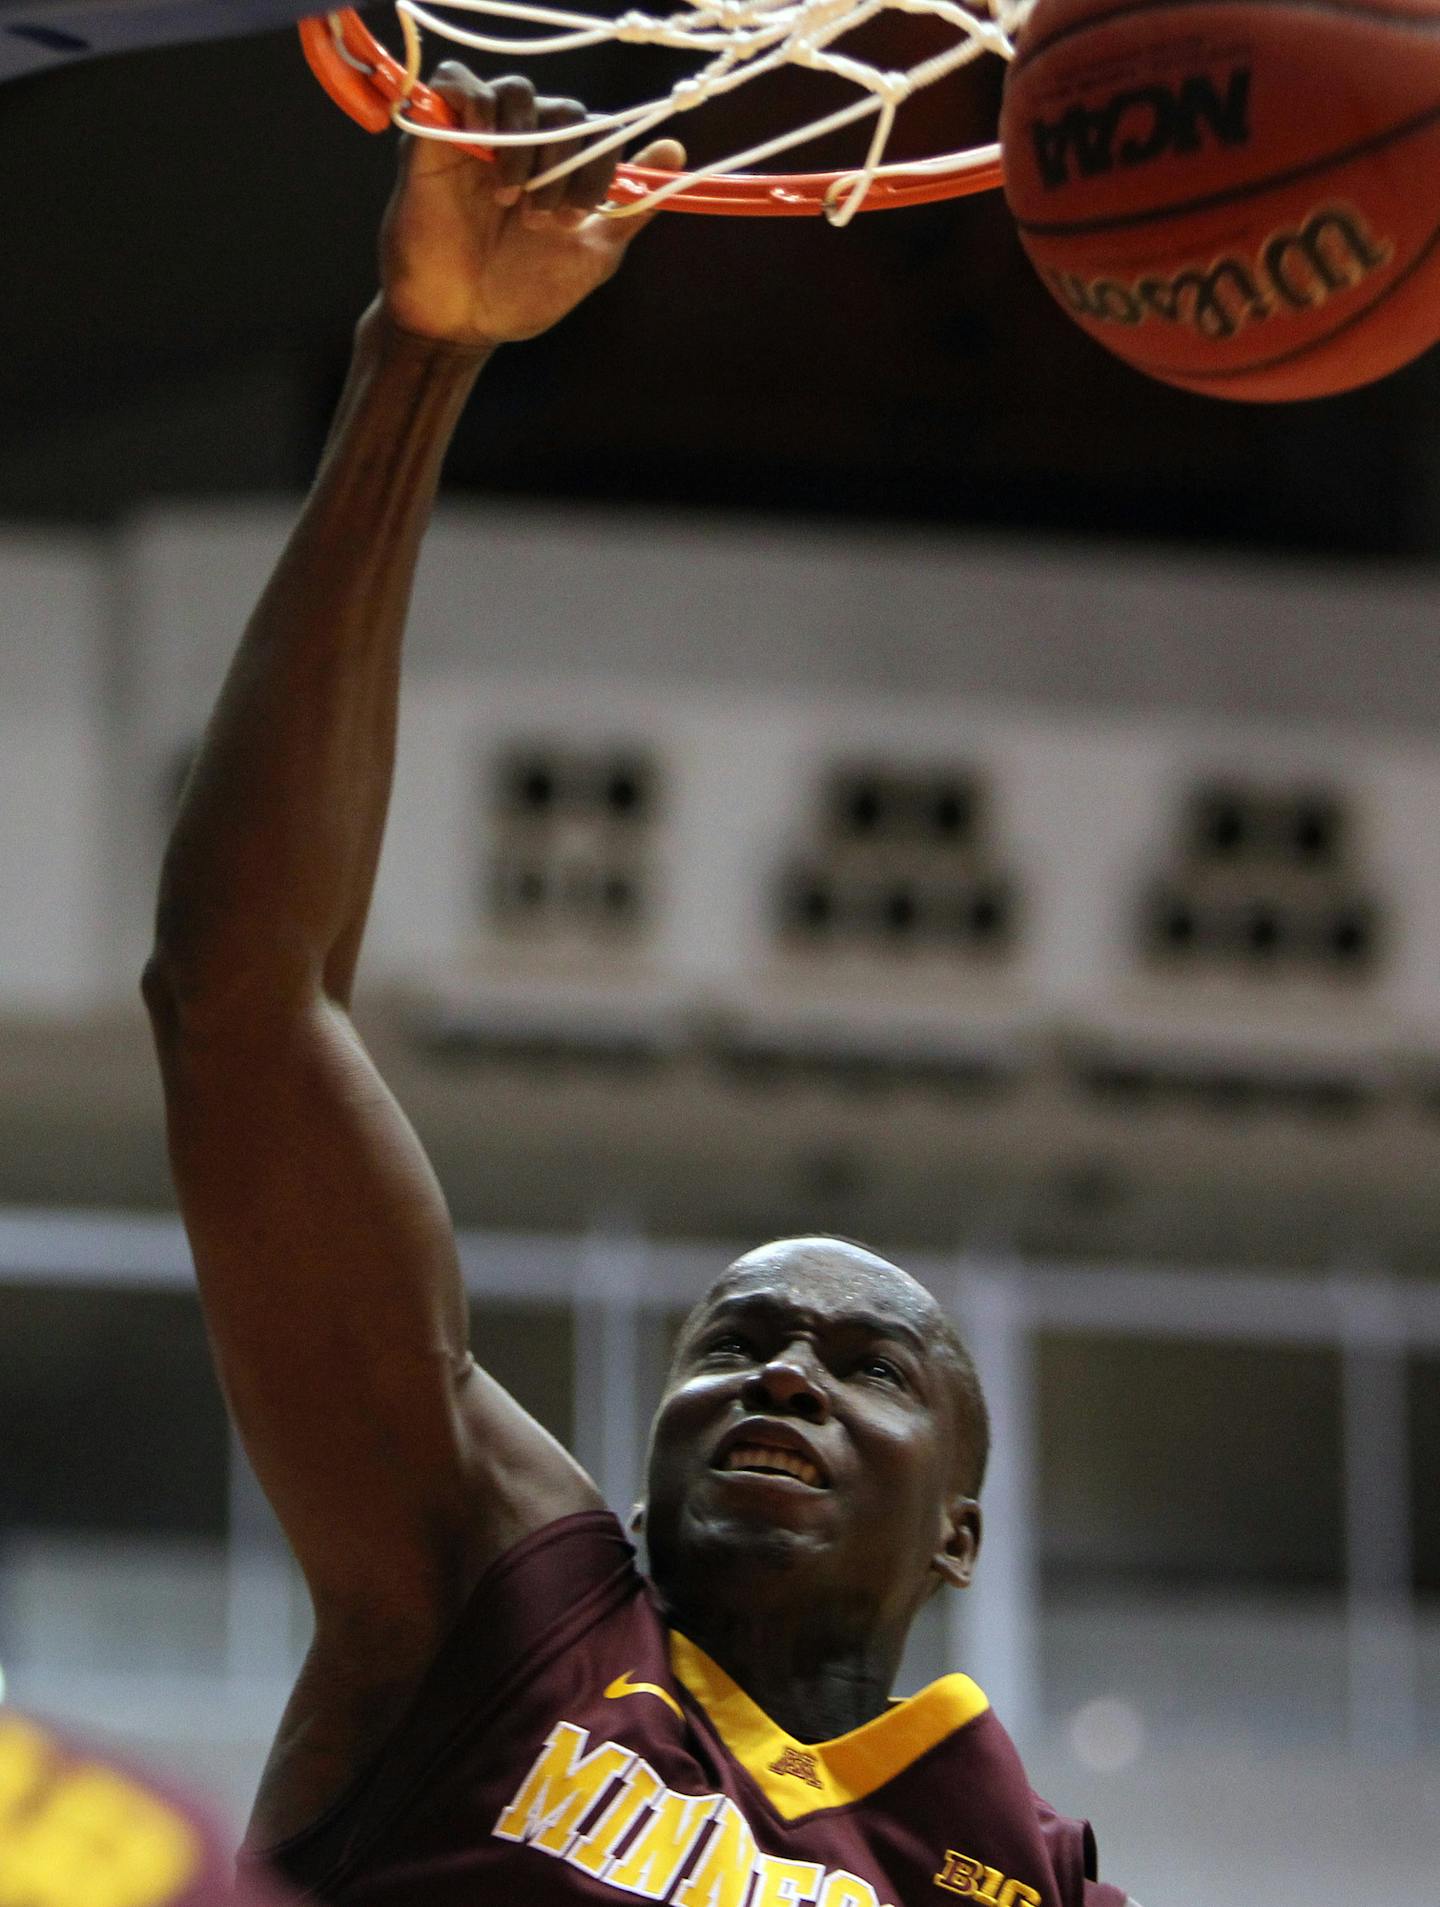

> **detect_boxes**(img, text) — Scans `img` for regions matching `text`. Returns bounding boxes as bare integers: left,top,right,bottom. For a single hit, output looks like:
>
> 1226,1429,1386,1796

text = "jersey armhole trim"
256,1511,634,1892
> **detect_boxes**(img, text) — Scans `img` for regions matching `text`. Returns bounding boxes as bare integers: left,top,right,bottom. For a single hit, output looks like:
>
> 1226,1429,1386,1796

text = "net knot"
613,10,658,42
671,76,709,110
872,67,912,107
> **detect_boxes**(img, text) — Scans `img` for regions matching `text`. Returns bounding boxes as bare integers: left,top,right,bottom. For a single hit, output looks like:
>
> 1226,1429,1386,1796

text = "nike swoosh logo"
603,1671,683,1720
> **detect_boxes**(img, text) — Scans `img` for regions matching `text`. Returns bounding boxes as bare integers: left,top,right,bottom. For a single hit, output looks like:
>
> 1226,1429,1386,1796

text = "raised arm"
142,74,680,1842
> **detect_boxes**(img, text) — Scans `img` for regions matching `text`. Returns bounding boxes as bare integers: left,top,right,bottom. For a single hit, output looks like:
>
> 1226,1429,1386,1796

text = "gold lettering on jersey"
0,1718,200,1907
570,1760,665,1876
823,1876,888,1907
751,1854,825,1905
818,1875,887,1907
606,1788,719,1897
493,1721,635,1857
934,1850,1043,1907
496,1722,903,1906
671,1796,756,1907
768,1747,824,1791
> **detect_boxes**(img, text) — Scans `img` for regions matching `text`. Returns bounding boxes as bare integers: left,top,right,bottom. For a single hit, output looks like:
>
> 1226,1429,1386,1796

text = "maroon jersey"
260,1514,1128,1907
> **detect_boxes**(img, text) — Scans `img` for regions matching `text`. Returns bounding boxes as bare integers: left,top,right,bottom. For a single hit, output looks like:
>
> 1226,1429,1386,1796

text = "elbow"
144,858,203,1008
142,875,203,1037
141,944,286,1050
143,868,253,1037
143,914,320,1048
143,874,238,1043
141,941,199,1052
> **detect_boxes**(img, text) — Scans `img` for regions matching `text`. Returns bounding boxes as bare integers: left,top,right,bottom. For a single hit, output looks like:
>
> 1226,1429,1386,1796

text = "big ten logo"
768,1747,825,1791
1030,67,1250,188
933,1850,1043,1907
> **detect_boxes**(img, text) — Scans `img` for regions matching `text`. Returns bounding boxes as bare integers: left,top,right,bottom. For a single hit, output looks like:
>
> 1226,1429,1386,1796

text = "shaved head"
645,1232,989,1665
674,1235,990,1494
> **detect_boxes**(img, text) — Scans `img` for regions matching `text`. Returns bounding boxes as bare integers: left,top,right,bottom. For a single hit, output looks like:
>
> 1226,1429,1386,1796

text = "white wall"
0,499,1412,1111
120,502,1440,1048
124,497,1440,724
0,534,109,1009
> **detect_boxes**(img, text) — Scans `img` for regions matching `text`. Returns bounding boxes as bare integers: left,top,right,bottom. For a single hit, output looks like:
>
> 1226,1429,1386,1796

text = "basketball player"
142,68,1136,1907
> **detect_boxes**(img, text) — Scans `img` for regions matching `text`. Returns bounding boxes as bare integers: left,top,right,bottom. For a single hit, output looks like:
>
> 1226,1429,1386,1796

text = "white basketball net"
382,0,1034,223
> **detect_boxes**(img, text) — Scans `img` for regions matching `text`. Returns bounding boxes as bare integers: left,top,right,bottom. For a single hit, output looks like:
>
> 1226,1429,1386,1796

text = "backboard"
0,0,324,83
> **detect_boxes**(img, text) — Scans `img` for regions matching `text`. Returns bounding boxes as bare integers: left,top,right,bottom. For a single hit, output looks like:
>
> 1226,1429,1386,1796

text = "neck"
666,1594,906,1742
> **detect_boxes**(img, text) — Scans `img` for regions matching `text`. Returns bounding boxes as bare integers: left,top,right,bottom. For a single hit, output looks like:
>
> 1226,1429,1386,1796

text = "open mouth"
716,1443,827,1489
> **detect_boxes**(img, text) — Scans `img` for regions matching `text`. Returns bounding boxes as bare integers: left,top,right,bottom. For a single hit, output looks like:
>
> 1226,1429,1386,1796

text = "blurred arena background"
2,9,1439,1904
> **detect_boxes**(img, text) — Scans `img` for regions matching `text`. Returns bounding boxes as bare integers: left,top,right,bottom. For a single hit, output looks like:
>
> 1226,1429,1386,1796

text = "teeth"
723,1444,823,1487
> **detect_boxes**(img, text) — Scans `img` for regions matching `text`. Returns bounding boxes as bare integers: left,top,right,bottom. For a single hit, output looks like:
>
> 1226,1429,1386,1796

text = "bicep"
154,995,600,1617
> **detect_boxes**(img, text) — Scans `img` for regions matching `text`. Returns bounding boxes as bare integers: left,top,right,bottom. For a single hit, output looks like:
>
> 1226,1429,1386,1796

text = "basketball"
998,0,1440,400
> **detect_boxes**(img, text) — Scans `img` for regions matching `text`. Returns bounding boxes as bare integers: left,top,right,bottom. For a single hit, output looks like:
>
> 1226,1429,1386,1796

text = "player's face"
642,1240,979,1635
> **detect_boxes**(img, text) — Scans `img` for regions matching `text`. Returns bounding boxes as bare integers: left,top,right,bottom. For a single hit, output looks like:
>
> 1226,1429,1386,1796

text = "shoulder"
248,1609,438,1853
1029,1788,1093,1892
1031,1791,1134,1907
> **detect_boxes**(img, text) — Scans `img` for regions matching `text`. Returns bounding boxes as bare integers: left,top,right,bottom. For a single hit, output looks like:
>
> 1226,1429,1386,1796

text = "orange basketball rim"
300,3,1019,221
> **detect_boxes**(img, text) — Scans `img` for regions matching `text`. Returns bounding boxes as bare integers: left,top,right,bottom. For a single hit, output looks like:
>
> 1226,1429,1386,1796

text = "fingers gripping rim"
299,8,1006,217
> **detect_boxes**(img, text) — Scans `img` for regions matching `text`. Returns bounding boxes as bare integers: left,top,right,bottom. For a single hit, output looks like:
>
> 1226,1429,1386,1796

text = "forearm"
148,304,490,1017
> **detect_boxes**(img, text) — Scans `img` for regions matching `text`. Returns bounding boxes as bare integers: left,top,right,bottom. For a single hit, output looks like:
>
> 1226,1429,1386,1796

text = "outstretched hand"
379,65,683,349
